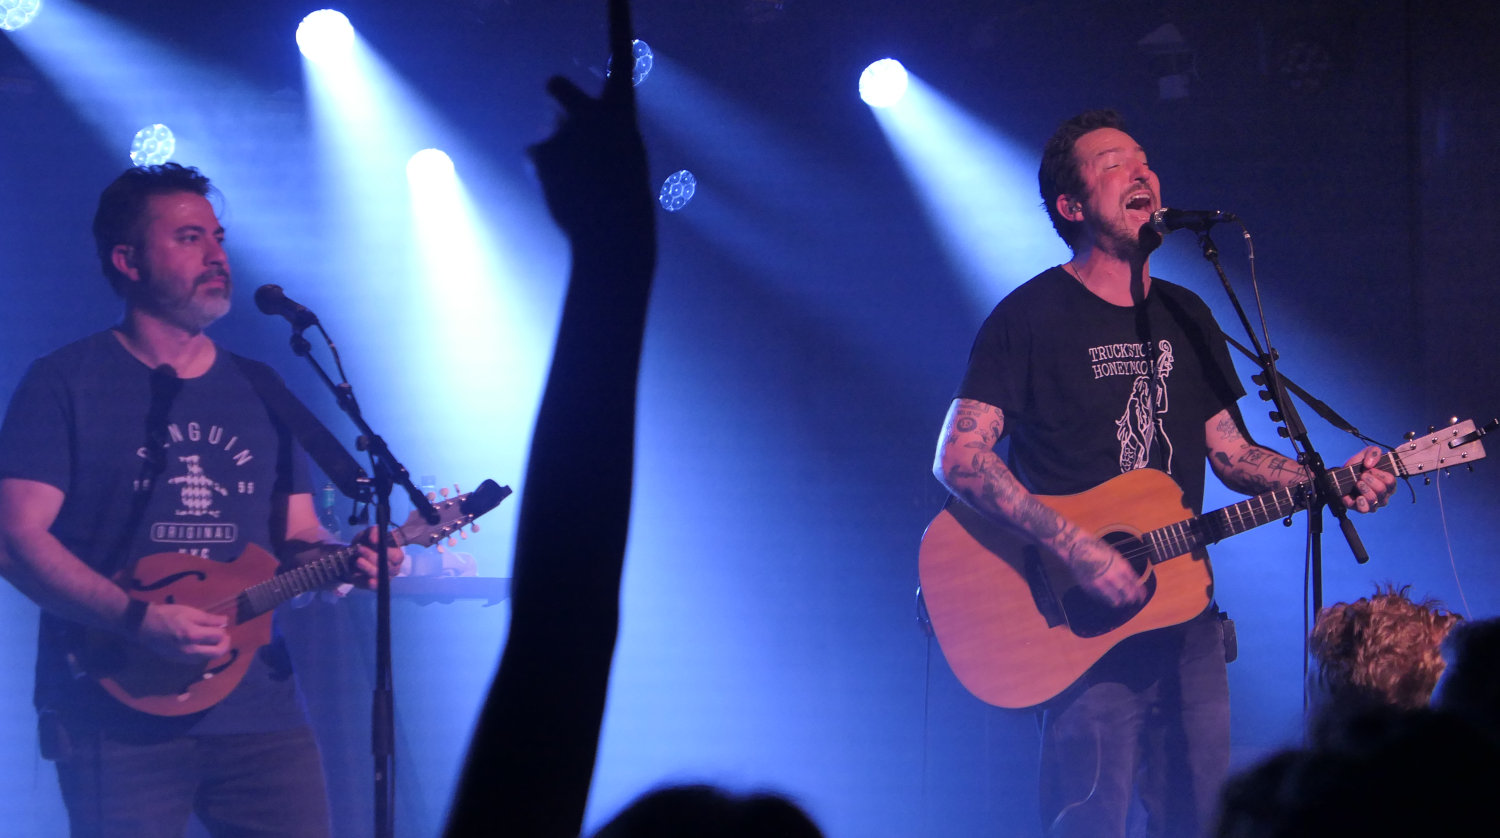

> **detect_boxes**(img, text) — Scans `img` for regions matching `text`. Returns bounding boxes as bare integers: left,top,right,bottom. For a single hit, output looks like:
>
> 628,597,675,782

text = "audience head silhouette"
590,784,824,838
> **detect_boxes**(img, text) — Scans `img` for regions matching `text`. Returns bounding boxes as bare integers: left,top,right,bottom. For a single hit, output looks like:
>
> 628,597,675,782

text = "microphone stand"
281,323,438,838
1185,223,1368,622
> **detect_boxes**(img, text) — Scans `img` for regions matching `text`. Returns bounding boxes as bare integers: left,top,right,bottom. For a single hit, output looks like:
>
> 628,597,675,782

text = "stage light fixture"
607,39,654,87
658,169,696,212
296,9,354,64
859,58,908,108
407,148,455,182
0,0,41,31
128,123,175,166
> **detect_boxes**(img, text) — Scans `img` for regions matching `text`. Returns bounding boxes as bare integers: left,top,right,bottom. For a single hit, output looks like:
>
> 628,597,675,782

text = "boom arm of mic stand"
1192,228,1368,567
286,330,439,525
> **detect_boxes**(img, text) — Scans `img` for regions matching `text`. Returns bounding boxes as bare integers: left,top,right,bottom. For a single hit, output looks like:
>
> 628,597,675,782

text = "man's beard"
136,272,232,332
1098,216,1163,263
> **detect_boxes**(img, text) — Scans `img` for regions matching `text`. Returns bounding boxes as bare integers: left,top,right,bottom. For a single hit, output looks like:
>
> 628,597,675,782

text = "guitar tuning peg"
1404,431,1416,441
1450,417,1460,425
1424,476,1432,485
458,530,467,540
426,492,437,501
470,523,480,533
1428,426,1436,433
447,536,457,547
452,483,461,494
436,544,446,554
439,487,450,498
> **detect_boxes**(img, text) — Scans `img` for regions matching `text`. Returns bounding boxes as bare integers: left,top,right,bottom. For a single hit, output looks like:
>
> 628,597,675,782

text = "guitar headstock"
1393,419,1493,476
395,479,512,548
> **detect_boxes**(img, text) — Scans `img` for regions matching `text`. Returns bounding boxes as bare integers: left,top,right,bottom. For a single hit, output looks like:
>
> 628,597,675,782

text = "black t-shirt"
956,267,1244,514
0,330,312,735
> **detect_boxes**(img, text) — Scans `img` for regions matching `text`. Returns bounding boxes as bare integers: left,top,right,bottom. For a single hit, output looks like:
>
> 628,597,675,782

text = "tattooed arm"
1204,407,1308,495
932,398,1144,606
1204,407,1394,512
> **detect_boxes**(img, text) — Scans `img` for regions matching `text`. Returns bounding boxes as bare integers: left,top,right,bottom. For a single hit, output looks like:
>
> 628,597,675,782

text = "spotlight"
607,39,655,87
0,0,41,31
297,9,354,64
128,123,176,166
658,169,696,212
859,58,908,108
406,148,455,182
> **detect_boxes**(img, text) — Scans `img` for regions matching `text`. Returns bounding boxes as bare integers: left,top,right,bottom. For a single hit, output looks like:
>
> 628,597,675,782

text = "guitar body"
86,545,279,716
918,469,1214,710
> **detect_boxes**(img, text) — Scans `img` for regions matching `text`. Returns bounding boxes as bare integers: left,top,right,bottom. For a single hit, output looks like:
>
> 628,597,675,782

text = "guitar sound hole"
1061,532,1155,638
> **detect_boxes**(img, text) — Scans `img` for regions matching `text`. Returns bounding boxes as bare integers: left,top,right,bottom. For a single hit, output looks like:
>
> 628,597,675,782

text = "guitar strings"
187,548,358,621
1115,459,1384,571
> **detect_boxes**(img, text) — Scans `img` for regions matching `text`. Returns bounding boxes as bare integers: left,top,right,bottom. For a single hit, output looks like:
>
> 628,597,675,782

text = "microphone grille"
253,284,283,315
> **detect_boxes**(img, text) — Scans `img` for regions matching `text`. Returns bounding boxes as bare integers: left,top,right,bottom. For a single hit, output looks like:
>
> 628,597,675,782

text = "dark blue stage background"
2,1,1498,835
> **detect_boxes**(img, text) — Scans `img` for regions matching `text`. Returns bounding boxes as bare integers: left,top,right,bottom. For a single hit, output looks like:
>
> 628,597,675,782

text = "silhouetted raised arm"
445,1,656,834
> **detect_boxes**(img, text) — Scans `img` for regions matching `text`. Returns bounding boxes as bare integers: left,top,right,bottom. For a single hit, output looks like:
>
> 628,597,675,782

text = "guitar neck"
231,479,507,619
237,530,414,618
1145,453,1398,562
238,546,356,618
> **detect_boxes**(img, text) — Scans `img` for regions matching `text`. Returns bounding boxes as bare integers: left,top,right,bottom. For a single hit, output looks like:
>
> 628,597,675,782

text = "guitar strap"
227,352,369,503
1216,328,1361,436
99,364,182,578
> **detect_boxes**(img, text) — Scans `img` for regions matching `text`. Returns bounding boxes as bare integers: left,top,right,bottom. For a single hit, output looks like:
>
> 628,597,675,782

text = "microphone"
254,284,320,330
1148,208,1238,234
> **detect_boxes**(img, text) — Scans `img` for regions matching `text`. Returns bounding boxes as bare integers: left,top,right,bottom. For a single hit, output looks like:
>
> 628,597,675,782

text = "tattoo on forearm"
1223,445,1310,494
941,399,1083,561
1214,414,1240,438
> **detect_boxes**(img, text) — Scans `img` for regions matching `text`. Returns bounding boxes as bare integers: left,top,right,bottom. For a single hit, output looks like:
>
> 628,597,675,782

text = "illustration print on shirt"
1089,339,1176,475
142,420,258,558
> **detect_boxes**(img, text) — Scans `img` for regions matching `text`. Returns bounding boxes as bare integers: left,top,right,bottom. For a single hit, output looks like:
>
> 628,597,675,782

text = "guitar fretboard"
239,547,360,618
1141,453,1400,563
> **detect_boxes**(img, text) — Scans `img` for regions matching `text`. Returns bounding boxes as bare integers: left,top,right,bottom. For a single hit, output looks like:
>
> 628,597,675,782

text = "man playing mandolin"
0,163,401,837
930,110,1395,838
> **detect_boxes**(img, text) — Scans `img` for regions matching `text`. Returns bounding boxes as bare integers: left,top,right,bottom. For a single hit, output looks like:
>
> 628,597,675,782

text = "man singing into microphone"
930,110,1395,837
0,163,399,836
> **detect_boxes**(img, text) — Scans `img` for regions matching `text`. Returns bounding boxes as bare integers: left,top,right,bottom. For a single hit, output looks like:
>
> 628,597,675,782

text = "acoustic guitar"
918,420,1489,710
82,479,509,716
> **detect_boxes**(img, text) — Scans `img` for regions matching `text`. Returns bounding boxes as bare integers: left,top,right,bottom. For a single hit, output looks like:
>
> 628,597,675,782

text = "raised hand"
528,0,655,274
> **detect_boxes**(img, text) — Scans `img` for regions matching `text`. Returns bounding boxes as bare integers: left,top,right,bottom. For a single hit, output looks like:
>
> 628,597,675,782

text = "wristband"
122,598,148,636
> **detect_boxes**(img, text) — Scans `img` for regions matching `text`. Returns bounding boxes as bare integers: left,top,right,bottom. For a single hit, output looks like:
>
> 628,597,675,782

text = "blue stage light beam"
300,20,562,486
403,146,550,436
303,35,570,830
866,71,1066,310
4,1,206,162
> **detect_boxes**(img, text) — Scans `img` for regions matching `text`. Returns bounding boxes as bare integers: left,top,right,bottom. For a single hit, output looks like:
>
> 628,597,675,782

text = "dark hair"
1038,109,1127,251
93,163,216,296
591,784,823,838
1433,616,1500,732
1212,707,1500,837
